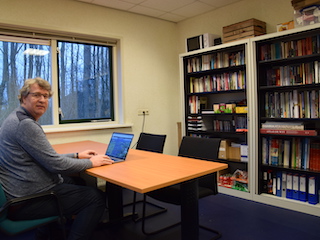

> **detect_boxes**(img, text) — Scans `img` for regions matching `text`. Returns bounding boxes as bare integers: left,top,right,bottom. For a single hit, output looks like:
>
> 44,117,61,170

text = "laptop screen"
105,132,134,161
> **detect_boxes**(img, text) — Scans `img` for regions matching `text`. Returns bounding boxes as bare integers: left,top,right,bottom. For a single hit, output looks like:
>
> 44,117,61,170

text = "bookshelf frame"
179,39,254,199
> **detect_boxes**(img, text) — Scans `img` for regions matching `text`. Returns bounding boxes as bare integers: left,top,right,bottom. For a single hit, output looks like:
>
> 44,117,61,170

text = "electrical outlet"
138,109,149,115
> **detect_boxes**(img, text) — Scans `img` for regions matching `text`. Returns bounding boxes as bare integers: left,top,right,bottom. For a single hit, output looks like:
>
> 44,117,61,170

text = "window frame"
0,25,131,133
56,40,115,124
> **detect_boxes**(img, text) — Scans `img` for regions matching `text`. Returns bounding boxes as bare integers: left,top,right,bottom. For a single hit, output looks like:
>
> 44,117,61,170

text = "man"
0,77,114,239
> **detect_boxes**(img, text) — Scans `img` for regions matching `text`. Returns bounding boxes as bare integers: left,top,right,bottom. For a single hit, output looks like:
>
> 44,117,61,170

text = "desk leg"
106,182,124,222
181,179,199,240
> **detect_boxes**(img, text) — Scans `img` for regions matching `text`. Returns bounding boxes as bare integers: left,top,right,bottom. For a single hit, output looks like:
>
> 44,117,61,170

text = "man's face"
21,83,49,121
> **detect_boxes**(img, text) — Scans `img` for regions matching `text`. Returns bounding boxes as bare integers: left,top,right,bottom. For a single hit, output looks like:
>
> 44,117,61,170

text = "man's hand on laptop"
78,150,98,159
90,155,114,167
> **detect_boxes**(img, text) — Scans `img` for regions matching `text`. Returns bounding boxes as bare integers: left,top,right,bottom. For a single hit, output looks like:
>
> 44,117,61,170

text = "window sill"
43,122,133,134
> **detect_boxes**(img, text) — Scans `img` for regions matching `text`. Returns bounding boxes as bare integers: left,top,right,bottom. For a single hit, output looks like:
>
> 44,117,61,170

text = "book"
261,121,304,130
260,129,317,136
262,137,269,165
270,138,279,166
283,140,291,167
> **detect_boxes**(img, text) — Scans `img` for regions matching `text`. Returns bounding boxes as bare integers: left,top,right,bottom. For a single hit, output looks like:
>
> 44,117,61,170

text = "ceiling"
74,0,242,22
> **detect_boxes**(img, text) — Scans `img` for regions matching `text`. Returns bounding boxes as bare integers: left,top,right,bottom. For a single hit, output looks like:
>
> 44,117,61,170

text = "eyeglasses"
28,92,50,100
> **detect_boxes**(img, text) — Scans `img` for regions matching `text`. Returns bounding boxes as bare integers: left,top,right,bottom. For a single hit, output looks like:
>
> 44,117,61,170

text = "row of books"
187,115,247,133
235,116,247,131
189,70,246,93
186,51,245,73
262,137,320,170
189,96,207,114
265,61,320,86
213,120,233,132
261,121,305,130
264,89,320,118
262,170,319,204
259,35,320,61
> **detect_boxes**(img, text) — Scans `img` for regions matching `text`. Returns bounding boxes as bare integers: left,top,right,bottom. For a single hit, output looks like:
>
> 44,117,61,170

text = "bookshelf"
179,40,252,198
180,24,320,216
253,24,320,215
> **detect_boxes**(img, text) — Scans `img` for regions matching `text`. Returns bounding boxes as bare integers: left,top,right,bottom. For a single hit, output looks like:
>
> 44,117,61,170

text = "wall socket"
138,109,149,115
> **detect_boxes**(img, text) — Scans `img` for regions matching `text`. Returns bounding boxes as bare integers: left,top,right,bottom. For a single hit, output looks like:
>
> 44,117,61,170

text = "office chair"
141,136,222,240
0,183,66,238
131,132,168,221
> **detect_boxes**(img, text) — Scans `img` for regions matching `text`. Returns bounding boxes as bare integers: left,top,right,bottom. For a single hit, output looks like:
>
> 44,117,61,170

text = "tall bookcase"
179,40,254,199
180,24,320,215
252,24,320,216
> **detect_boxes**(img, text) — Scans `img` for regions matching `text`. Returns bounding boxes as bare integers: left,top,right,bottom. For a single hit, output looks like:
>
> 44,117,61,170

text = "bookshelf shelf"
188,88,245,96
258,53,320,66
261,164,320,175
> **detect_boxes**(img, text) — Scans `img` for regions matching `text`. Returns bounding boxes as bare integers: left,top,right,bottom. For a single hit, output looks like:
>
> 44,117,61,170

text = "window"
57,41,114,123
0,37,52,126
0,33,117,128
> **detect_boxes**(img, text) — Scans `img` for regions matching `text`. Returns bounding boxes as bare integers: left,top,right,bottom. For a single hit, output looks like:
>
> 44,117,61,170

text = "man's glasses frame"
28,92,50,100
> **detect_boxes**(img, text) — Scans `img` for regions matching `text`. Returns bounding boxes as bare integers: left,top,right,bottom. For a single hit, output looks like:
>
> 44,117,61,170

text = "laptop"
105,132,134,162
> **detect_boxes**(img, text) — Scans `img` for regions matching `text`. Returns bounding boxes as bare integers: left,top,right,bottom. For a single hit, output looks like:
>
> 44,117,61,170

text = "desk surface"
53,140,228,194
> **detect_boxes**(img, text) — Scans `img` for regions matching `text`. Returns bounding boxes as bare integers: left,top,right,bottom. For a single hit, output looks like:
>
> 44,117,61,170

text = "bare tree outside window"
57,41,113,123
0,36,114,127
0,40,52,126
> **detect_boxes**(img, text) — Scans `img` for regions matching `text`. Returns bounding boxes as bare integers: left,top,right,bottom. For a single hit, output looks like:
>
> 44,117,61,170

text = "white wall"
0,0,297,155
0,0,181,155
176,0,294,53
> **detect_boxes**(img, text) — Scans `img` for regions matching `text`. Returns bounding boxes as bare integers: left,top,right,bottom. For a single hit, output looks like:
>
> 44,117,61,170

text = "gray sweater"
0,106,92,199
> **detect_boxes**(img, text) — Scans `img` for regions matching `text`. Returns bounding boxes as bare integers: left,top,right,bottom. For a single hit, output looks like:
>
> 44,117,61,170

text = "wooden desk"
53,140,228,240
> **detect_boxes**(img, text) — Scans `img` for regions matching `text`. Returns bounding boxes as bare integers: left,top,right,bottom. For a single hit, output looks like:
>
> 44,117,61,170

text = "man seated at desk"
0,77,114,239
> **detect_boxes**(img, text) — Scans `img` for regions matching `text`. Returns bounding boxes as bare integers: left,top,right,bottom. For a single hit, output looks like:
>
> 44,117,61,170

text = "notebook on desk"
105,132,134,162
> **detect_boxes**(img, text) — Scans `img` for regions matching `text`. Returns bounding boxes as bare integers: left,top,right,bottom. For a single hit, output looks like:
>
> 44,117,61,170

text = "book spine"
260,129,317,136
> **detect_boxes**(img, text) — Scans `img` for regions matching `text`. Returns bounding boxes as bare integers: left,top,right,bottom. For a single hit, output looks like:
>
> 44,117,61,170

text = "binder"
262,171,268,193
276,171,282,197
272,173,277,195
299,175,307,202
308,176,319,204
267,170,273,194
286,173,293,199
292,174,300,200
281,172,287,198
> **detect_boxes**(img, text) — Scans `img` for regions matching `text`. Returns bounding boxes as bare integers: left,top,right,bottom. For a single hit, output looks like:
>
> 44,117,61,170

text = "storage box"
277,21,294,32
226,103,236,113
218,139,230,159
240,144,248,162
213,104,220,113
296,5,320,27
228,146,241,161
292,0,320,10
223,18,266,43
235,106,248,113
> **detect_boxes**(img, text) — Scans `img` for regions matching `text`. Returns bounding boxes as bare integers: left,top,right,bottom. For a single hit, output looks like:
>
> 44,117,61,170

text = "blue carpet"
1,191,320,240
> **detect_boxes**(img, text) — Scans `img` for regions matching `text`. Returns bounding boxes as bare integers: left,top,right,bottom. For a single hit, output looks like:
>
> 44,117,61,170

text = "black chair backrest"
178,136,222,194
178,136,221,160
136,132,167,153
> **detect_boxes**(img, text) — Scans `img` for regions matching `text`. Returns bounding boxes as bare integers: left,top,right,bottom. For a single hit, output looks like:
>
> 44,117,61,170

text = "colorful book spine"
260,129,317,136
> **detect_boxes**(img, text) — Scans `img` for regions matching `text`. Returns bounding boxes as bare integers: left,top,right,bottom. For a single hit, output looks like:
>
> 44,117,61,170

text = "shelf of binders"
256,26,320,207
